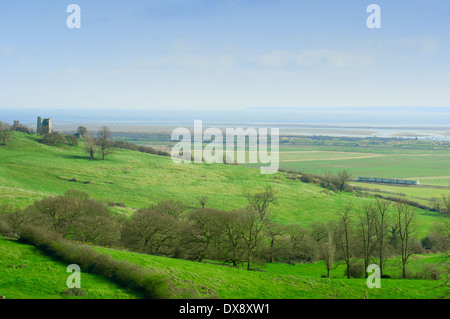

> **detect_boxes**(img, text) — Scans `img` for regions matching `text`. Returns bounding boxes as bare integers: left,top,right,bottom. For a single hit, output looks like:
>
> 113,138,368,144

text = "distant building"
37,117,52,134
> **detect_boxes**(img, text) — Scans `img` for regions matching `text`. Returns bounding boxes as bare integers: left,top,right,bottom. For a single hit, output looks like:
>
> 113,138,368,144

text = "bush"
18,226,186,299
61,288,87,297
113,140,170,157
64,189,89,200
0,220,13,237
14,124,34,134
300,174,314,183
41,132,66,146
345,262,365,278
65,134,79,146
24,194,120,245
414,264,442,280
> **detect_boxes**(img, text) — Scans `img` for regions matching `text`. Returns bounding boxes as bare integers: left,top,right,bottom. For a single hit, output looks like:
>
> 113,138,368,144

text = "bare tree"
0,124,13,146
97,126,113,160
337,170,352,191
374,198,391,276
84,135,96,160
244,186,277,221
219,210,246,267
319,222,337,278
357,203,378,278
285,224,311,262
121,207,180,255
198,195,209,208
395,201,416,279
266,222,285,263
240,207,266,270
187,208,225,262
65,134,79,146
440,195,450,215
336,203,356,279
310,221,327,244
154,200,187,220
324,171,333,189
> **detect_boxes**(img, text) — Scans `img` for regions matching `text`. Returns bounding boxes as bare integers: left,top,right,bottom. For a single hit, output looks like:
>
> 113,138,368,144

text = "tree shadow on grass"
57,154,92,160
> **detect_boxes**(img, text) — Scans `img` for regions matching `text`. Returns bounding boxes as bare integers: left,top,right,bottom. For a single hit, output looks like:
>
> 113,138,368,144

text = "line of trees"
282,169,355,193
1,190,449,279
0,121,34,146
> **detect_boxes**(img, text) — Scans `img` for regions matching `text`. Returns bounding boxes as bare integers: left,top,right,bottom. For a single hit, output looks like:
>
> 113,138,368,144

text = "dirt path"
280,154,385,162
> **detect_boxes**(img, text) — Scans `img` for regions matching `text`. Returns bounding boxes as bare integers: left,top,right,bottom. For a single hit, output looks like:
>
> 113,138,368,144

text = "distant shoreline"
44,123,450,141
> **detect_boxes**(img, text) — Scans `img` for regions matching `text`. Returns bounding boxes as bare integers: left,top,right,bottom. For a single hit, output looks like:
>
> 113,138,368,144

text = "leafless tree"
337,170,352,191
240,207,266,270
218,210,246,267
310,221,327,244
187,208,225,261
244,186,277,221
374,198,391,276
198,195,209,209
357,203,378,278
0,123,13,146
84,135,96,160
266,222,285,263
319,222,337,278
97,126,113,160
154,200,187,220
121,207,180,255
336,203,356,279
395,200,416,279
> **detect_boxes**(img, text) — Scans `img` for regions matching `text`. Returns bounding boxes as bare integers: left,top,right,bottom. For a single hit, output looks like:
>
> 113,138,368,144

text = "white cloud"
396,37,440,53
136,53,236,69
252,49,375,68
1,45,16,54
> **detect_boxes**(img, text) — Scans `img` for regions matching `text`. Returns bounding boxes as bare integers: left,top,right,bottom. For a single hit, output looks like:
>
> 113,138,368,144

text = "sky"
0,0,449,111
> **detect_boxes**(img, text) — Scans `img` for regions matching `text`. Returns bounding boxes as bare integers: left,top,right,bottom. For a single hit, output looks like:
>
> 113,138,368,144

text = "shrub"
0,219,13,237
345,262,365,278
14,124,34,134
24,194,120,246
300,174,314,183
18,226,186,299
414,264,442,280
65,134,79,146
41,132,66,146
64,189,89,200
113,140,170,157
61,288,87,297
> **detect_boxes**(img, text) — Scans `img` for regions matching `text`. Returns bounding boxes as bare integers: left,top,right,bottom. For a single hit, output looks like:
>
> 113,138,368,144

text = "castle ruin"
37,117,52,134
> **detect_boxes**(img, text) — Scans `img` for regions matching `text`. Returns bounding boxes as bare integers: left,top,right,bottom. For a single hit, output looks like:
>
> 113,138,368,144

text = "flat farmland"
276,147,450,186
352,182,450,206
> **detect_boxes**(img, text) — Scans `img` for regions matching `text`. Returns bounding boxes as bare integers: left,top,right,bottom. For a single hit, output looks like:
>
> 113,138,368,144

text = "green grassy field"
2,234,447,300
94,245,449,299
352,182,450,207
142,134,450,198
0,236,140,299
1,131,449,299
0,132,445,236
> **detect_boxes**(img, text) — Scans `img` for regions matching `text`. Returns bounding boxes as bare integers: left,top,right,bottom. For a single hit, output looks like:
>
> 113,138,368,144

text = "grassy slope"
0,236,140,299
0,132,444,236
94,246,449,299
1,132,449,299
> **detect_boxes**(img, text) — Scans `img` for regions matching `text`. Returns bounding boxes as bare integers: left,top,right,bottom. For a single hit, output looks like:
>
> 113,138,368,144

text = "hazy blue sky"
1,0,449,110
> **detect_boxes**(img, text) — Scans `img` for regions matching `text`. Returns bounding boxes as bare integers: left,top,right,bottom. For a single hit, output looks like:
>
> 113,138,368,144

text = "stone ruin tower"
37,116,52,134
